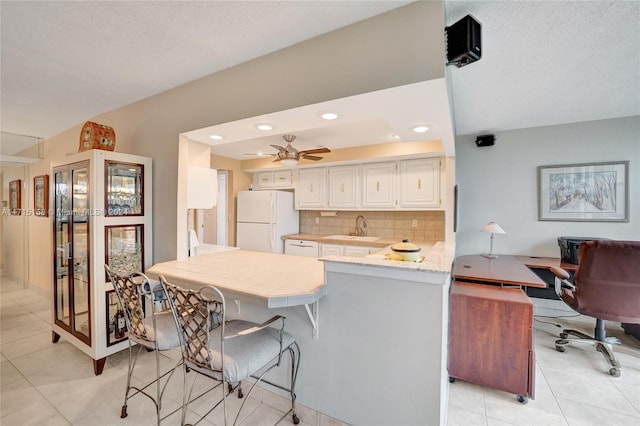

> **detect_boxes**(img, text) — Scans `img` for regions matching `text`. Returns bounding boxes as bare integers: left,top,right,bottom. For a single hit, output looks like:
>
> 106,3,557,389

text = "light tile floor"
1,274,639,426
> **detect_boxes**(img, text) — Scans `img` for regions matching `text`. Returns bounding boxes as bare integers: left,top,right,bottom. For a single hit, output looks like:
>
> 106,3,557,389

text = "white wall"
455,116,640,257
37,1,445,265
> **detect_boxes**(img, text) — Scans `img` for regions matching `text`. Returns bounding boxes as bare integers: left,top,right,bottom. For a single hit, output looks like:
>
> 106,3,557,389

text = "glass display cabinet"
51,150,152,375
105,161,144,216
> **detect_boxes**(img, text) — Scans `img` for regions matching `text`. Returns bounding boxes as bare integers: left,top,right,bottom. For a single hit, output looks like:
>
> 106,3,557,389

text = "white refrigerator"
236,190,299,253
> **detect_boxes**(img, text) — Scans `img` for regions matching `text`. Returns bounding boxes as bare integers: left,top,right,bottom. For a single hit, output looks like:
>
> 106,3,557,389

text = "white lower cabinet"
320,243,376,257
343,245,375,257
320,243,343,256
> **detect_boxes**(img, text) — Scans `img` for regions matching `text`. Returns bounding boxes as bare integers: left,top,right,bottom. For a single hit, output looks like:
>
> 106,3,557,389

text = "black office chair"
550,240,640,377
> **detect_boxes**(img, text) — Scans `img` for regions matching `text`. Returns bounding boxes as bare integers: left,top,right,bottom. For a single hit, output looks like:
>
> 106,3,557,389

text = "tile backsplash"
299,210,445,241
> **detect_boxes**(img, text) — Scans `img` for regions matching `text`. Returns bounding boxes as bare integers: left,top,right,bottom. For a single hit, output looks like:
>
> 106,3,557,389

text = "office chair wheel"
516,395,528,404
293,413,300,424
609,367,621,377
120,405,128,418
449,377,455,383
238,388,243,398
560,332,569,339
555,344,566,352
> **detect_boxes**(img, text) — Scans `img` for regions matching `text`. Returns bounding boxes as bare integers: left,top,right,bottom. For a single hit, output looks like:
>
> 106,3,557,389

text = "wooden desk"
448,254,557,403
452,254,575,288
449,281,534,403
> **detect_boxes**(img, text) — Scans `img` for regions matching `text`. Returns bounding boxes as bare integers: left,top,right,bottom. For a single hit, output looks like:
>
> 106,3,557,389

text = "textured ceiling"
0,0,411,152
1,0,638,158
445,0,640,135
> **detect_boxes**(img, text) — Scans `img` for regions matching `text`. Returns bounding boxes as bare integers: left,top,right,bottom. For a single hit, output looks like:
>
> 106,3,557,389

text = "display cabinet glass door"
53,161,91,345
105,225,144,279
105,161,144,216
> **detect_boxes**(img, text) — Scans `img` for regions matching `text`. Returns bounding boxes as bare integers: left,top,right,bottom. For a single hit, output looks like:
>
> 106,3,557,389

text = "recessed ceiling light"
255,123,274,131
320,111,339,120
209,134,223,140
411,125,431,133
391,133,401,140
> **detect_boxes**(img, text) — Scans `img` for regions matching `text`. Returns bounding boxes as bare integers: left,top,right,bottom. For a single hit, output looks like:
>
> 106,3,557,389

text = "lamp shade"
280,159,298,167
482,221,506,234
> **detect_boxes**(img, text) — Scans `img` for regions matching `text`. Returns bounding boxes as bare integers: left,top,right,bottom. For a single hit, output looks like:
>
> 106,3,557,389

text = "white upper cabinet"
296,168,326,209
398,158,440,208
362,162,396,208
328,165,359,209
255,170,292,189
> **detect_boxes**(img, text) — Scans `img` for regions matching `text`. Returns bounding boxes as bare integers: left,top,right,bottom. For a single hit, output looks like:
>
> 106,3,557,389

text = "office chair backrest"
573,240,640,323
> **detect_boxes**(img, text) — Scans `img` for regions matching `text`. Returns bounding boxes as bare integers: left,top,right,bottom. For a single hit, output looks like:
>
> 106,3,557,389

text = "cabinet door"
344,246,373,257
273,170,292,187
320,243,343,256
362,162,396,208
328,165,359,208
256,171,274,188
296,168,326,209
398,158,440,208
53,161,91,346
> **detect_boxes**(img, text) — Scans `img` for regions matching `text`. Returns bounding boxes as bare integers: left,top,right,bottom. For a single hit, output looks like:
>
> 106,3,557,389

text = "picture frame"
34,175,49,217
537,161,629,222
9,180,21,215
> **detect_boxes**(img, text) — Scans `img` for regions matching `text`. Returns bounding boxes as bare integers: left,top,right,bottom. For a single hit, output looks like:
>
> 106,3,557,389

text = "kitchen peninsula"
146,242,455,425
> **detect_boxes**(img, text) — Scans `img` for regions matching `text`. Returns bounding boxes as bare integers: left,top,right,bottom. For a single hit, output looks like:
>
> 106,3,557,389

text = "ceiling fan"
245,134,331,166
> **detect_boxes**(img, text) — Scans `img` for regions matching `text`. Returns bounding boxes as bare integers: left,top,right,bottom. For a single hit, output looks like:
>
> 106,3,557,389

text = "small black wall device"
445,15,482,67
475,134,495,147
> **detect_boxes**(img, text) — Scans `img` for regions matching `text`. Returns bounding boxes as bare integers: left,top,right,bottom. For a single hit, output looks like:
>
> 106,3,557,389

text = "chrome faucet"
355,215,367,236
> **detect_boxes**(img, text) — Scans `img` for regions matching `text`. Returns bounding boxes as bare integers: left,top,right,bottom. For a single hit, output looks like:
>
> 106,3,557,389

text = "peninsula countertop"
146,249,326,308
320,241,456,274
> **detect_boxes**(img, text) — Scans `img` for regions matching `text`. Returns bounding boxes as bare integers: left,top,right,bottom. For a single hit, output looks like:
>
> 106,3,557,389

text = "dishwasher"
284,240,319,257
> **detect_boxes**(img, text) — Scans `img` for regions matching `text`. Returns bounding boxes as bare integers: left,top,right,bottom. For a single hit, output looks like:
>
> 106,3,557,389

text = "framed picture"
9,180,21,215
34,175,49,217
537,161,629,222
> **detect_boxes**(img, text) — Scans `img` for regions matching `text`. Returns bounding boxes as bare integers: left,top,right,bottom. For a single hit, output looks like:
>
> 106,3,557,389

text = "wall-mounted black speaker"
445,15,482,68
475,134,495,147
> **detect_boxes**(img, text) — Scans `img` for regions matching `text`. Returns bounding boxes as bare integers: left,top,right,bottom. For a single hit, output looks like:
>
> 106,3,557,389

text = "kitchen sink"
323,235,380,242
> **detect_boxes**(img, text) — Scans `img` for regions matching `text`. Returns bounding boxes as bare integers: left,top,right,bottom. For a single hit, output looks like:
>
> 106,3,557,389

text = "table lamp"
481,221,506,259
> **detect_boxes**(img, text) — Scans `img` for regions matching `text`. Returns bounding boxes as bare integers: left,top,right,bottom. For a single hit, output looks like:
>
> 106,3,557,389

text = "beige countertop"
146,249,326,308
320,241,456,274
282,233,411,248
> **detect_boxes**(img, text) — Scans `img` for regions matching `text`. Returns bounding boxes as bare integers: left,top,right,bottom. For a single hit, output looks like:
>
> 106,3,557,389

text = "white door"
236,222,275,252
216,172,228,245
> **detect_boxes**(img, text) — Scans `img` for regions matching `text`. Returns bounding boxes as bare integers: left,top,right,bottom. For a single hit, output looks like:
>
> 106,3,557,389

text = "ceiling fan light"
281,159,298,167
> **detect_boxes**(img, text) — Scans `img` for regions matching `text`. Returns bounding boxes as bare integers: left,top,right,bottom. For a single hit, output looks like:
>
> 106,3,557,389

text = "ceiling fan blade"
270,144,287,152
300,148,331,155
244,152,276,156
301,155,323,161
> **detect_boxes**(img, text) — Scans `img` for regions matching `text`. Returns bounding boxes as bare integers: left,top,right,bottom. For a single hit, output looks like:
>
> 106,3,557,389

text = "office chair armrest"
549,266,570,280
225,315,286,339
550,266,575,298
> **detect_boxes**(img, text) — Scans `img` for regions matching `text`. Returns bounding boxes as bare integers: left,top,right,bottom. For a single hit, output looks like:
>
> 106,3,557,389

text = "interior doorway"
201,171,228,246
